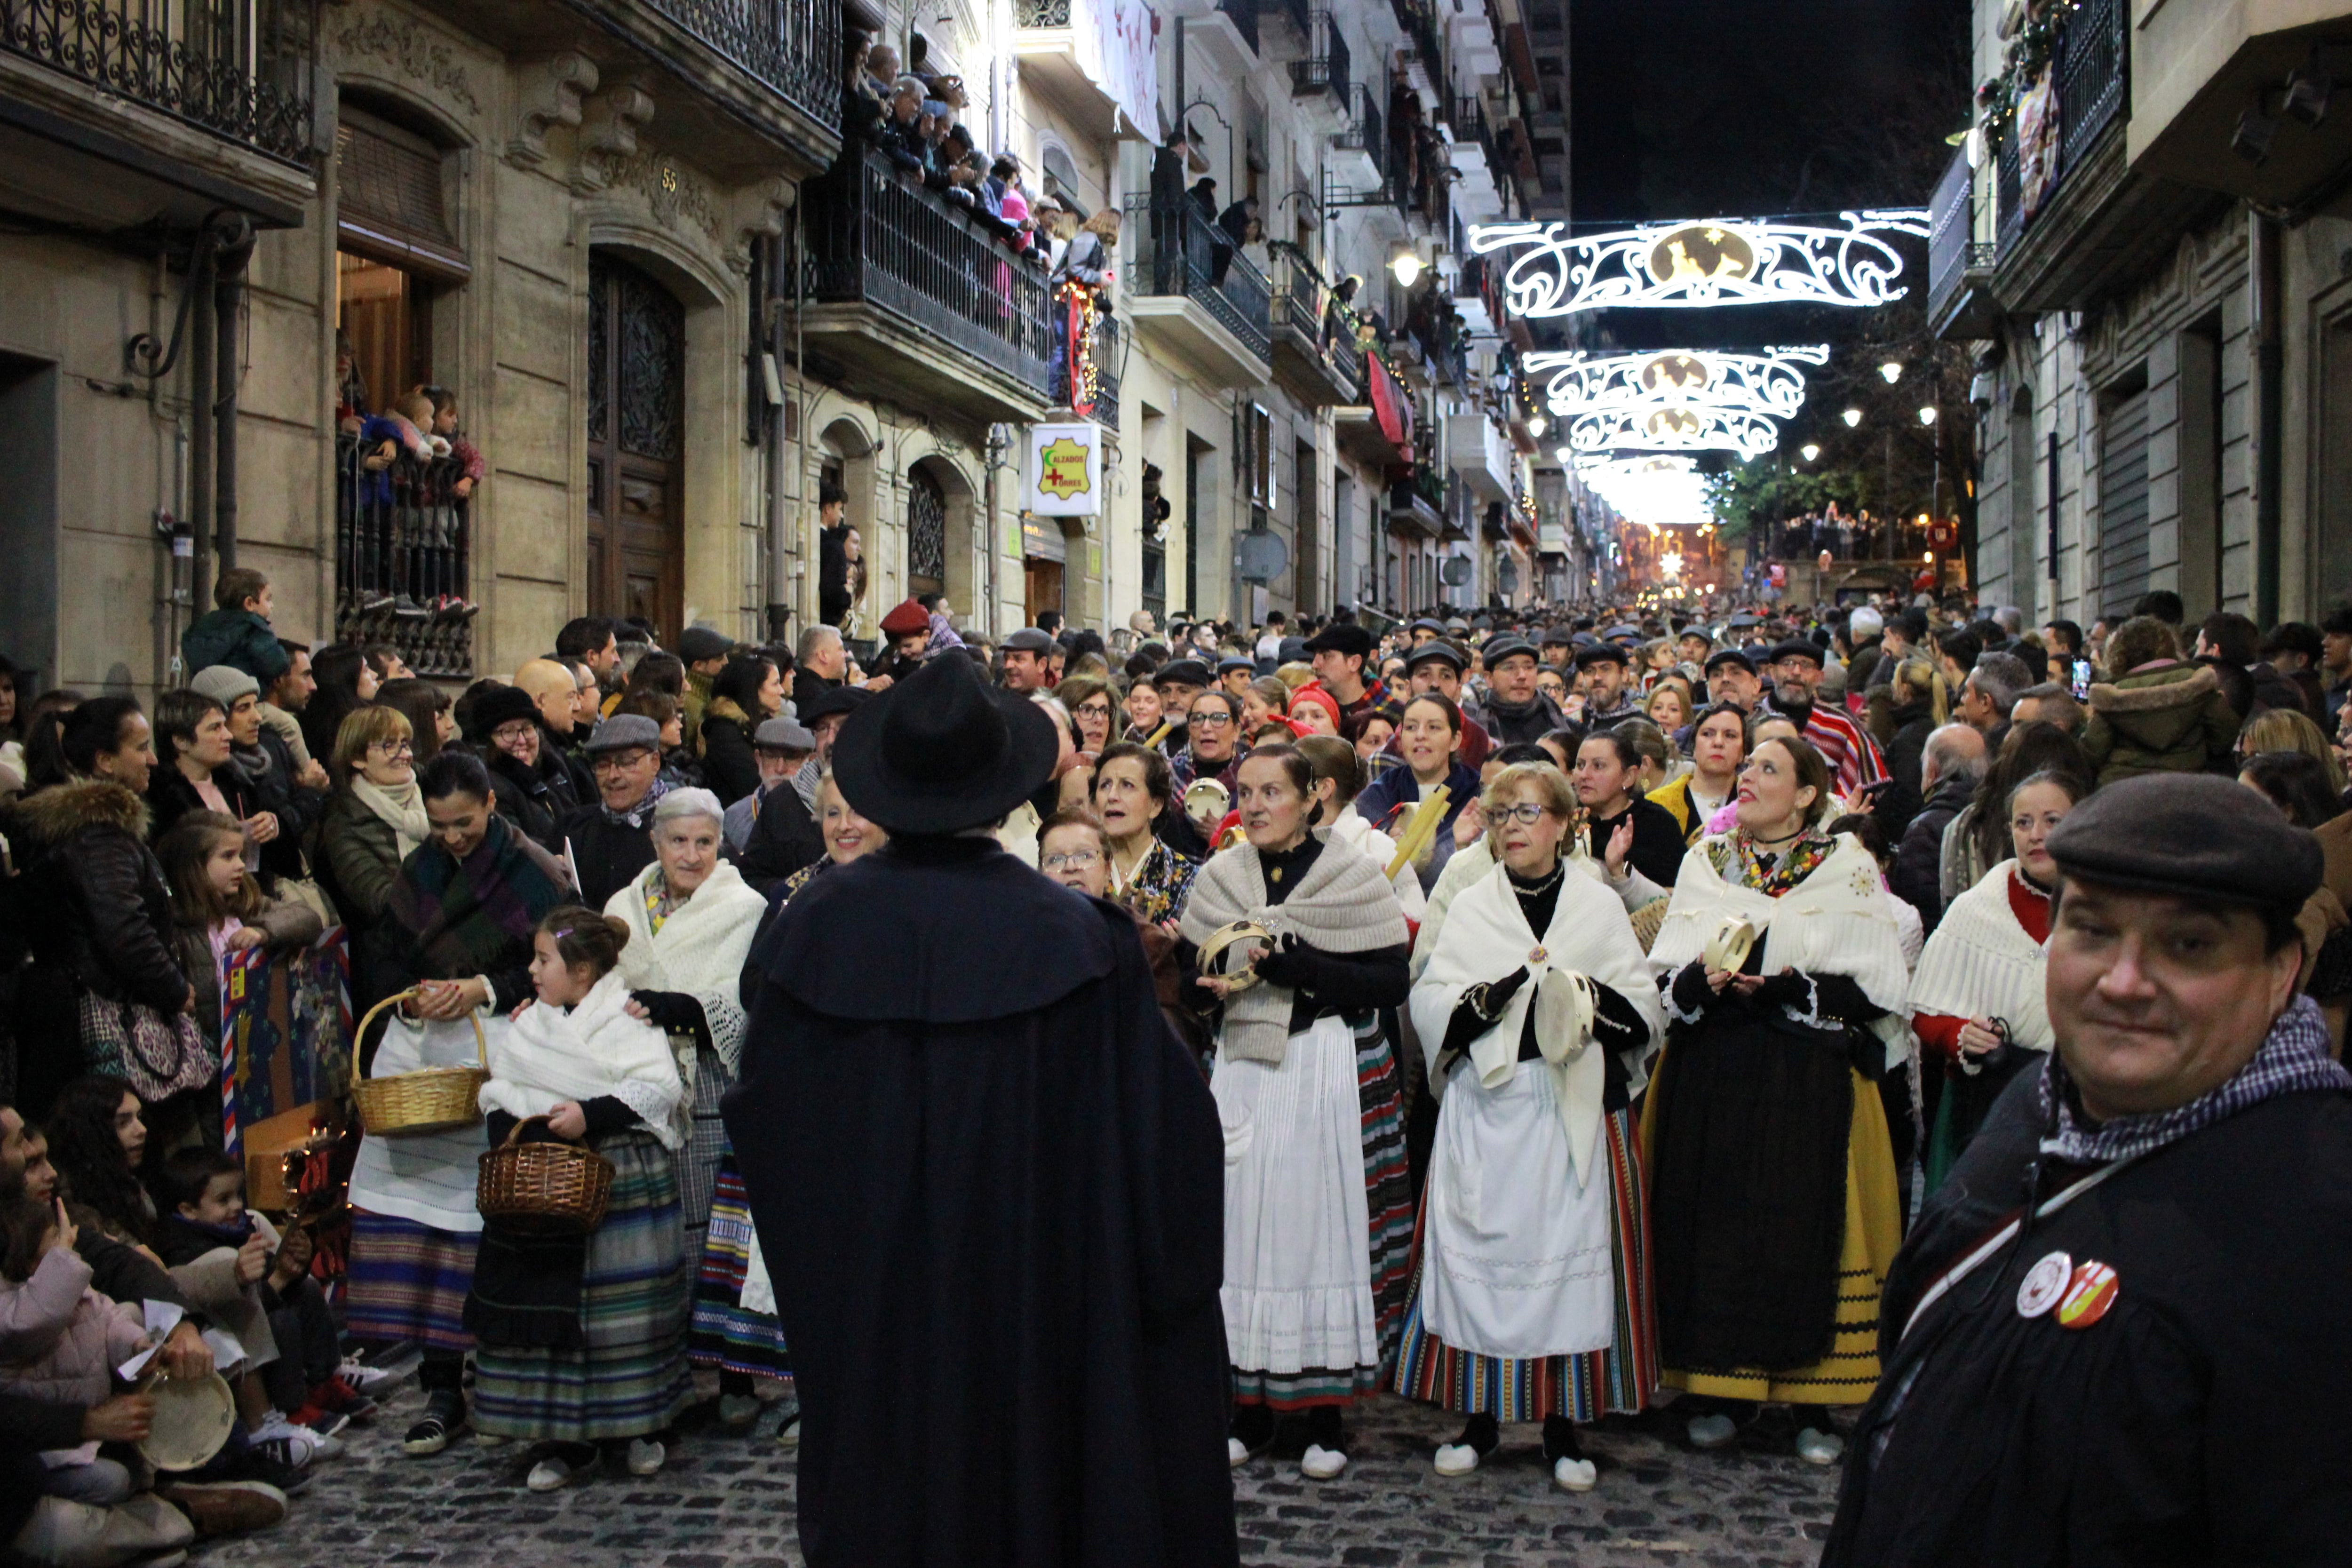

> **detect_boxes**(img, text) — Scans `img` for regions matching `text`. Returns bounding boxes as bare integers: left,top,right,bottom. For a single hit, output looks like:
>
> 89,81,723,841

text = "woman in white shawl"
1907,769,2078,1192
1642,735,1910,1469
1395,762,1664,1493
1179,744,1413,1482
603,789,766,1263
468,907,692,1492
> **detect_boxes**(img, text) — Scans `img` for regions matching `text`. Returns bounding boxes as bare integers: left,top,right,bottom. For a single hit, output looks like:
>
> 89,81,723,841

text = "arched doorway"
907,463,946,600
586,252,686,643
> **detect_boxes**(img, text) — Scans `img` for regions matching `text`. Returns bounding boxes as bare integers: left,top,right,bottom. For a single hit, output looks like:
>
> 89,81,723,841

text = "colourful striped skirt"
688,1145,791,1384
1231,1014,1414,1410
1392,1106,1658,1423
345,1211,477,1353
472,1130,694,1442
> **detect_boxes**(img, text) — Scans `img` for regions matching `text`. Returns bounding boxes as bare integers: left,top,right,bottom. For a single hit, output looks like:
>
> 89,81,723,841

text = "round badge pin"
2055,1261,2119,1330
2015,1250,2072,1319
1528,946,1548,964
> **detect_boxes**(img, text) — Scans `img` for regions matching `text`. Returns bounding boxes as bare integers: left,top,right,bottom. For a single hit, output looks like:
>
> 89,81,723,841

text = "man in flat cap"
1000,625,1056,693
1301,623,1384,727
1823,773,2352,1566
1762,637,1885,797
562,714,670,907
1574,642,1640,726
733,716,824,893
1476,633,1565,745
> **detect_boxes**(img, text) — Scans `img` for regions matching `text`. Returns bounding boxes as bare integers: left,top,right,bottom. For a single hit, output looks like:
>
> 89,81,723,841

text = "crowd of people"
0,559,2347,1564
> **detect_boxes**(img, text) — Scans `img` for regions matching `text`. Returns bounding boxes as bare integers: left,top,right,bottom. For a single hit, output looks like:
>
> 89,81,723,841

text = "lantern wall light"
1841,408,1863,428
1878,360,1904,383
1918,406,1938,425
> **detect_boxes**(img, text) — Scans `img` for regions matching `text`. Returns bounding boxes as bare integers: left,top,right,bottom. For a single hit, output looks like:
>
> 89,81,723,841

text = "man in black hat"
1762,638,1885,796
1477,634,1565,745
1575,642,1640,726
1150,657,1212,757
1823,774,2352,1567
1216,654,1256,700
1402,641,1492,770
727,654,1237,1568
1702,647,1762,713
1301,623,1383,726
677,625,734,749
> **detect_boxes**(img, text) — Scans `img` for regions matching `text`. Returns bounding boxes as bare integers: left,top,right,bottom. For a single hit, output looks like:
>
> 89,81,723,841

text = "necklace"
1509,860,1566,899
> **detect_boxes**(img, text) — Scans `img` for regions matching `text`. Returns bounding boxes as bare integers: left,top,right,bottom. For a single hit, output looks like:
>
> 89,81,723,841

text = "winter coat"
736,777,824,894
1874,698,1937,844
179,608,288,685
0,1248,145,1411
698,697,763,808
145,761,262,846
2080,663,2240,786
482,745,566,852
1894,772,1974,936
312,787,405,936
170,893,326,1037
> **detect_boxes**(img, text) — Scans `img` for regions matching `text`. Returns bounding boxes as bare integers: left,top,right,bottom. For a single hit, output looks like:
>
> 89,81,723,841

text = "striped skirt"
689,1145,791,1384
1392,1106,1657,1423
675,1043,733,1262
472,1131,694,1441
1230,1014,1414,1409
345,1211,477,1353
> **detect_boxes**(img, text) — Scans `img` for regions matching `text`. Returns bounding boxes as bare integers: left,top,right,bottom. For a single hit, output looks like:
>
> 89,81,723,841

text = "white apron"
1213,1013,1378,1376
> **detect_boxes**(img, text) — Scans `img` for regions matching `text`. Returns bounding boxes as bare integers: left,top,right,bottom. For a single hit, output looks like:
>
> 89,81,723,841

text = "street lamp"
1799,443,1821,462
1878,360,1903,384
1918,406,1938,425
1526,413,1547,436
1391,247,1422,287
1554,445,1573,464
1842,408,1863,428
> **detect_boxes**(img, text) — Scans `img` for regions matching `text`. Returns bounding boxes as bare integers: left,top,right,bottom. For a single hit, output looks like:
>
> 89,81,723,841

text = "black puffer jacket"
7,780,189,1112
483,745,565,852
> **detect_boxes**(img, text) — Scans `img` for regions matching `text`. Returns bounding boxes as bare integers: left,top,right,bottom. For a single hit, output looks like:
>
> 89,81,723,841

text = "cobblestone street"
191,1376,1841,1566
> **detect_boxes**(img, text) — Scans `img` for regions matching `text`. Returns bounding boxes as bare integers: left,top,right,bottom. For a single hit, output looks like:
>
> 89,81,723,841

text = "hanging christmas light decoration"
1565,402,1784,460
1467,210,1930,317
1525,345,1829,421
1573,454,1714,527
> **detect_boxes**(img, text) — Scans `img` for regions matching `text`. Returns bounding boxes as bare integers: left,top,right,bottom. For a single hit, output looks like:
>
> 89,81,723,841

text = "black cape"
725,838,1238,1568
1822,1068,2352,1567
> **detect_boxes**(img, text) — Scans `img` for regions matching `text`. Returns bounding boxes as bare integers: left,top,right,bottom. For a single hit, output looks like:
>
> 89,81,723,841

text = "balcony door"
586,253,686,645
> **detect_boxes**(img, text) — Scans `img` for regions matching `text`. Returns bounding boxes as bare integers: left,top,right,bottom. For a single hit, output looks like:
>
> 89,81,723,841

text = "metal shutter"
336,109,466,277
2097,386,2151,614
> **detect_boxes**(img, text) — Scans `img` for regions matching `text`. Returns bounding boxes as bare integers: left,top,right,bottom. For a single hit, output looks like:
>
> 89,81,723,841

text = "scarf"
1178,836,1407,1065
227,742,272,787
350,775,430,859
608,860,766,1074
1649,829,1915,1070
480,968,686,1149
1907,861,2054,1052
600,776,670,830
1410,858,1663,1184
2038,994,2350,1165
385,813,566,985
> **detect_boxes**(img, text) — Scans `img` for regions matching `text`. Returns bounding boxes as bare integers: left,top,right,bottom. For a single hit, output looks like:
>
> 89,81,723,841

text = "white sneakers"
1552,1456,1598,1492
1298,1443,1348,1480
336,1354,407,1396
251,1415,334,1465
1431,1441,1481,1476
1795,1425,1844,1466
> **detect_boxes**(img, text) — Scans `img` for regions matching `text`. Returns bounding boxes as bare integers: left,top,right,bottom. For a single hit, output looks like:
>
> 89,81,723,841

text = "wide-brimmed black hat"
797,685,877,725
831,653,1057,835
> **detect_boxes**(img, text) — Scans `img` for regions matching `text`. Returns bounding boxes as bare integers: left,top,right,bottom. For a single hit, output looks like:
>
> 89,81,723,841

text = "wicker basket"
350,991,489,1137
477,1115,615,1234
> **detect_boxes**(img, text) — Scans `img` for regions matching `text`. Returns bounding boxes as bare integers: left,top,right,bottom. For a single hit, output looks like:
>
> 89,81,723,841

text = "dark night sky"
1563,0,1972,355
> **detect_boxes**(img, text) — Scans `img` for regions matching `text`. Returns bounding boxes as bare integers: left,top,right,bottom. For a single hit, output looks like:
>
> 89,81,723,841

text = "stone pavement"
189,1380,1840,1566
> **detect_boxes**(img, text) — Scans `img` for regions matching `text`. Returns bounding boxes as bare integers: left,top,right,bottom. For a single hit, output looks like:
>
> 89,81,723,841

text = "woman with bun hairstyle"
468,904,691,1491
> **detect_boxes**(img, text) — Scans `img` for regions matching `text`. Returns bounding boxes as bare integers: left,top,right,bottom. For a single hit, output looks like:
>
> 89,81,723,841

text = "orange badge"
2054,1261,2118,1329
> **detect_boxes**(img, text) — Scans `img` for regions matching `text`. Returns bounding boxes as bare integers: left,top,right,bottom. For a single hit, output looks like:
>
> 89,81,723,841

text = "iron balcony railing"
1268,244,1363,399
1126,192,1273,363
1993,0,2125,257
640,0,840,131
1288,9,1348,106
334,436,475,677
1092,313,1122,429
1014,0,1069,22
0,0,315,164
1925,146,1994,321
803,148,1053,397
1335,80,1385,183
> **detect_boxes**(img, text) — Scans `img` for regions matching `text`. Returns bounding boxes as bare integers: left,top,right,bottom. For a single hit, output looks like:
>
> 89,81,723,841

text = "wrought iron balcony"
0,0,316,164
334,436,475,678
1015,0,1071,21
802,148,1053,404
638,0,841,131
1992,0,2125,258
1335,81,1386,183
1127,193,1272,367
1267,244,1362,406
1091,313,1122,430
1926,146,1997,338
1288,10,1349,106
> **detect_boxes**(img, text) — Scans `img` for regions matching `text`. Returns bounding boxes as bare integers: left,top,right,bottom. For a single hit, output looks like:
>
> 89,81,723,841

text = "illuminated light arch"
1573,454,1713,528
1526,345,1829,421
1566,402,1783,461
1468,210,1931,316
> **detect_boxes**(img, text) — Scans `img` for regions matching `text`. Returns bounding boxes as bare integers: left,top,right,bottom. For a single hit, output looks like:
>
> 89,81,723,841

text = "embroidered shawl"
606,859,766,1074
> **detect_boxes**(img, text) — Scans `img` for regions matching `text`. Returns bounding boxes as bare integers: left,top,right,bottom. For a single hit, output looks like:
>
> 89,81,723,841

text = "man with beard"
1575,643,1640,725
1476,633,1565,745
1301,624,1383,726
1701,648,1763,714
1150,657,1212,756
1764,638,1884,796
727,653,1236,1567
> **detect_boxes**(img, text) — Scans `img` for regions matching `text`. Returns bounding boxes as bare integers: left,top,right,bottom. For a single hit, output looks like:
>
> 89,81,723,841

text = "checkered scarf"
2039,995,2351,1165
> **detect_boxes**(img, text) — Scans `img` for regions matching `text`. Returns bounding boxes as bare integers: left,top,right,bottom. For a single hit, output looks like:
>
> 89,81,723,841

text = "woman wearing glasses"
316,704,424,980
1396,761,1663,1492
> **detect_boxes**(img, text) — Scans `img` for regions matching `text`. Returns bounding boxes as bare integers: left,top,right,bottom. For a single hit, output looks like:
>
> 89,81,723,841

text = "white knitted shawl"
605,859,766,1074
1179,835,1408,1065
1907,860,2053,1052
479,969,686,1149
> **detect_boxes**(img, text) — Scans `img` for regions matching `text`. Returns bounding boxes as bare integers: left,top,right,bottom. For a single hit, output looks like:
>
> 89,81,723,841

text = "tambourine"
1197,920,1272,995
1703,915,1758,975
1182,777,1231,822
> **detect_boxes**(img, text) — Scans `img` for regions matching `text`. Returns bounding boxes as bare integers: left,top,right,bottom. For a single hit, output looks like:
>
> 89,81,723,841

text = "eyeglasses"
1490,803,1553,826
1191,711,1235,728
1075,703,1113,719
1042,850,1100,871
367,739,413,756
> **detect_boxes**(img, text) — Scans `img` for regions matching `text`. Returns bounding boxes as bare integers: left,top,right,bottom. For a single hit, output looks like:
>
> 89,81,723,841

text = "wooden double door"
586,253,685,644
